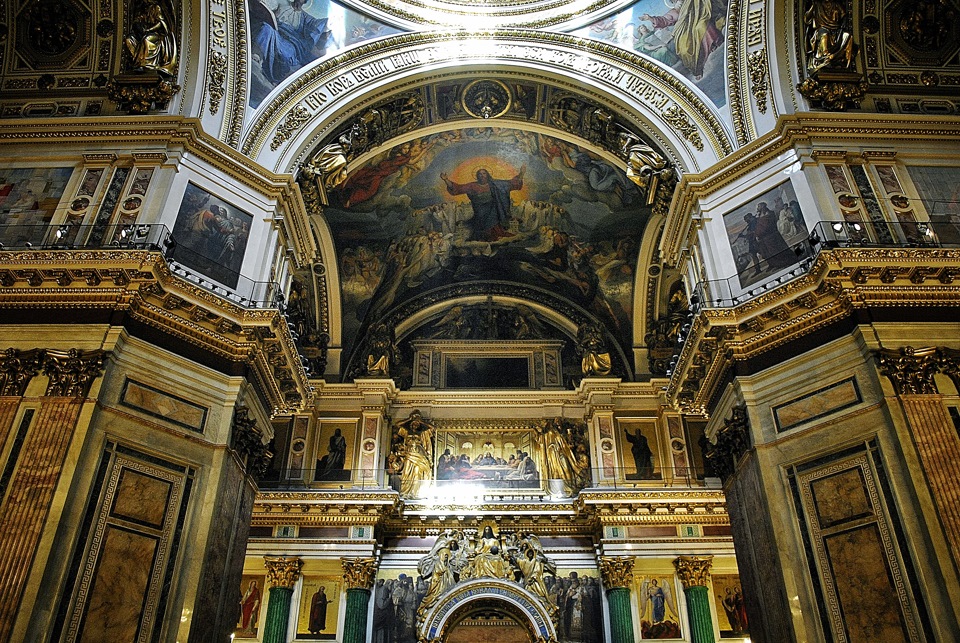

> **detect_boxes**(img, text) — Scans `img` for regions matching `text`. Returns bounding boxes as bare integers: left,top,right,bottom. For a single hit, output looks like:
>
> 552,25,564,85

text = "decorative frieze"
341,557,378,589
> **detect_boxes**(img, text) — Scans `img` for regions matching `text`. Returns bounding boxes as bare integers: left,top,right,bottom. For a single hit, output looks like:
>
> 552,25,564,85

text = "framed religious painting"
234,574,266,639
616,419,663,481
552,569,604,643
296,576,342,639
371,569,423,643
637,574,683,639
712,573,750,638
314,420,357,484
0,166,74,246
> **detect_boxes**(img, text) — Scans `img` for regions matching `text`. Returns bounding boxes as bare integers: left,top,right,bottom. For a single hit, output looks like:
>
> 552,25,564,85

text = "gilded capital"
673,555,713,589
341,557,378,589
877,346,940,395
42,349,105,397
0,348,43,396
598,555,634,589
264,556,303,589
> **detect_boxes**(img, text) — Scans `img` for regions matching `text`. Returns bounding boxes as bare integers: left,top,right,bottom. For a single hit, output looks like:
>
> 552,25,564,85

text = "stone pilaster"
674,556,715,643
599,556,636,643
262,556,303,643
341,557,377,643
878,347,960,565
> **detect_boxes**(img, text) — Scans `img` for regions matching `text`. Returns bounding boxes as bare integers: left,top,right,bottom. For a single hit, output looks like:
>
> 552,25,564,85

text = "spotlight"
832,222,844,232
852,223,862,232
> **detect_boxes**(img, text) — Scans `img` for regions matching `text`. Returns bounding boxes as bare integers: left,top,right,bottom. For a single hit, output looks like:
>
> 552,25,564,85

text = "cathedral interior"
1,0,959,640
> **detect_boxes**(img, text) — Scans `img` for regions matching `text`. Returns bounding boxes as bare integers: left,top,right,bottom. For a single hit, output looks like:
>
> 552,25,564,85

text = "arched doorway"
442,598,536,643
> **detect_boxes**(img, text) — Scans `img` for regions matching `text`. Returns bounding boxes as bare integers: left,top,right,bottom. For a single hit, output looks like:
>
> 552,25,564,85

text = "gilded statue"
125,0,178,76
804,0,856,74
577,323,612,377
538,418,590,497
394,411,434,498
364,322,396,376
301,144,349,193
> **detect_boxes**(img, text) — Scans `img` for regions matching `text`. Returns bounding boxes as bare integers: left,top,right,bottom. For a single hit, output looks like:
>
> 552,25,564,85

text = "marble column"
341,557,378,643
673,555,715,643
599,555,636,643
262,556,303,643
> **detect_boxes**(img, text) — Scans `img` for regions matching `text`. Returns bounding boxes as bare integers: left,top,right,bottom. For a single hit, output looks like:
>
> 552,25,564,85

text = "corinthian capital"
673,555,713,589
877,346,940,395
341,557,378,589
42,349,105,397
598,555,635,589
0,348,43,396
264,556,303,589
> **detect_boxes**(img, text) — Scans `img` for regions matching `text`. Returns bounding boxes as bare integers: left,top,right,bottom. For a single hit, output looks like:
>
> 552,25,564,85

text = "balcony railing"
0,223,280,309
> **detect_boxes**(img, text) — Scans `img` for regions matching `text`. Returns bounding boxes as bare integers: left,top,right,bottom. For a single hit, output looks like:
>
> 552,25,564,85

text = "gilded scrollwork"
673,555,713,589
341,556,378,589
207,51,227,115
660,105,704,151
598,555,634,589
747,49,769,114
264,556,303,589
271,105,312,151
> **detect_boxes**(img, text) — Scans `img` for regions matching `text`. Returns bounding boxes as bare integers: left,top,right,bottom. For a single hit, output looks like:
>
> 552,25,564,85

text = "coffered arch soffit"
241,32,735,173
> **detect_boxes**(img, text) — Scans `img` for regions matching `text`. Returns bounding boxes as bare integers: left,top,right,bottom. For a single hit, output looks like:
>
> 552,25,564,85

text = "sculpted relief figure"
125,0,178,76
804,0,856,74
393,410,434,498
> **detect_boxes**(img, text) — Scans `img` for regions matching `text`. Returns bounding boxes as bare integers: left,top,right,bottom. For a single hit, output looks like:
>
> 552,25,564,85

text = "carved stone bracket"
598,555,635,589
341,557,378,589
106,73,181,115
703,404,751,482
42,349,105,397
877,346,958,395
797,73,869,110
0,348,43,396
673,555,713,589
264,556,303,589
231,407,273,479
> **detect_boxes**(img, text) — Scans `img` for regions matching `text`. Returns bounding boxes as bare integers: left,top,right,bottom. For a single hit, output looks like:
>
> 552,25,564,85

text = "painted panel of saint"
170,183,252,288
722,181,810,289
552,570,604,643
617,420,662,480
324,128,650,375
248,0,402,108
314,421,356,482
638,575,683,639
574,0,729,109
235,574,266,638
713,573,749,638
296,577,341,639
0,166,73,245
371,570,423,643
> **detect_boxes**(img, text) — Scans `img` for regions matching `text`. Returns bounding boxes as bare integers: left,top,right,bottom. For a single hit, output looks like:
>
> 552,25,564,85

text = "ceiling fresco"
319,127,653,378
575,0,729,108
248,0,404,107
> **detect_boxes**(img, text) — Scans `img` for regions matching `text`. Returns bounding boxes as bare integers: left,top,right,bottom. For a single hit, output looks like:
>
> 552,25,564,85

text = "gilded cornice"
243,30,732,164
666,248,960,412
0,118,317,267
663,115,960,265
0,250,312,413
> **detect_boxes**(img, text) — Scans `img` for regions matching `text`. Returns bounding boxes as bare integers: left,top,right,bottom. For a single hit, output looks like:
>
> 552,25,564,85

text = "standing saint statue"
395,410,434,498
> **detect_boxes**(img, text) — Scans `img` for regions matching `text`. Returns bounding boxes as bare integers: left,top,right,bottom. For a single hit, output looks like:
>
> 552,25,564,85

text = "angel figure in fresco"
640,577,682,638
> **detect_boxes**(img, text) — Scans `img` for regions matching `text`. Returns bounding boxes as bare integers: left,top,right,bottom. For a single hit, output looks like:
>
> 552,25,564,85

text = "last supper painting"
322,127,652,379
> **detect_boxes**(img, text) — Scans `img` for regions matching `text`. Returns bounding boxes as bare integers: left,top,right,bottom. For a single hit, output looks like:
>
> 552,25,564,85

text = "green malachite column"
674,555,715,643
599,556,636,643
341,557,378,643
262,556,303,643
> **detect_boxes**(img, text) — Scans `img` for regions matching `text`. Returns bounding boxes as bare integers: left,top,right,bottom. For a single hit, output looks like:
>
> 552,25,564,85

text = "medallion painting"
575,0,729,108
722,181,810,289
170,183,253,289
0,167,73,245
249,0,402,107
638,575,682,639
296,577,341,639
712,573,749,637
326,128,650,373
235,574,266,638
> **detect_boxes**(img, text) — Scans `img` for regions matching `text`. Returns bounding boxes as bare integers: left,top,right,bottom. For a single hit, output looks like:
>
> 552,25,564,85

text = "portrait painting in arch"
314,421,356,482
248,0,402,107
296,576,341,639
575,0,729,109
0,166,73,246
170,183,253,289
722,181,811,290
638,575,683,639
235,574,266,638
617,420,662,480
324,127,652,375
712,573,749,638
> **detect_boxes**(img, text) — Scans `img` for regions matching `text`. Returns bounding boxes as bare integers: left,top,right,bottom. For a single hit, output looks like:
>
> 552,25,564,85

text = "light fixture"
852,223,862,232
832,222,844,232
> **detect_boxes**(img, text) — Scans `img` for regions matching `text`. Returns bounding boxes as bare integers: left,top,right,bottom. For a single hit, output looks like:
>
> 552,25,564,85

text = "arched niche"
421,579,558,642
241,31,733,173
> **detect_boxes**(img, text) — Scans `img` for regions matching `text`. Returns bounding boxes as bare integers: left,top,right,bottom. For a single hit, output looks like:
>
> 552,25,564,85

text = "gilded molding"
747,49,769,114
726,0,750,146
105,77,181,115
43,349,105,397
341,557,378,589
264,556,303,589
207,51,227,115
0,348,43,396
598,555,634,589
271,106,312,151
796,76,869,111
673,555,713,589
660,105,703,151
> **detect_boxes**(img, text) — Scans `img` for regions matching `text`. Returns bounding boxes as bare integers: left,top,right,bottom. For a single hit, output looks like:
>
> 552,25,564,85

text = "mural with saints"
574,0,729,108
324,127,651,375
248,0,402,107
371,528,603,643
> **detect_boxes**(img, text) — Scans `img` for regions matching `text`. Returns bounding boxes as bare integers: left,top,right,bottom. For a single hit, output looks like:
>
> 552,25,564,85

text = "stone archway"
443,597,537,643
420,579,557,642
